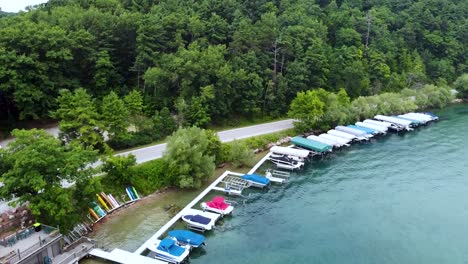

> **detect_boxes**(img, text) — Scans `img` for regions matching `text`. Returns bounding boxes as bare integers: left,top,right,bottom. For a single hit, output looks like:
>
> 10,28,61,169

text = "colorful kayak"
96,194,110,211
100,192,115,209
88,208,99,220
132,187,140,199
126,187,135,201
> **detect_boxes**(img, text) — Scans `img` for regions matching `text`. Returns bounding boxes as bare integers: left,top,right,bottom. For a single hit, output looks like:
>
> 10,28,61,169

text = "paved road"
117,119,294,163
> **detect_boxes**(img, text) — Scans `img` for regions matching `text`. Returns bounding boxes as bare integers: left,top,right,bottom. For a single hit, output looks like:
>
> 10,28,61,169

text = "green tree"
0,129,98,232
51,88,108,152
227,140,255,168
94,50,118,96
102,154,137,185
288,90,326,132
453,74,468,99
101,91,129,140
164,127,215,188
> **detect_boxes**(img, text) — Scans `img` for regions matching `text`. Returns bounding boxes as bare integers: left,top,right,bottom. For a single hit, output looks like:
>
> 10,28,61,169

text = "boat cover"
184,214,211,224
241,174,270,185
157,238,185,256
394,116,421,125
168,230,206,247
206,196,229,210
347,125,375,134
291,136,332,152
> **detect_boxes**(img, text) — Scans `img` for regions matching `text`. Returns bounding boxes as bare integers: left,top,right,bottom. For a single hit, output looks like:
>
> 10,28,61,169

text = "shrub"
226,140,255,168
129,159,170,195
163,127,215,188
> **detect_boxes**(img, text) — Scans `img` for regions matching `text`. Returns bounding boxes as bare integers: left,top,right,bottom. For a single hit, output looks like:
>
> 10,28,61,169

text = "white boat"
335,126,371,139
270,146,310,161
355,122,387,134
181,209,220,231
270,152,303,163
149,238,190,264
201,196,234,215
306,135,335,148
374,115,412,131
318,133,351,147
328,129,363,142
269,155,304,170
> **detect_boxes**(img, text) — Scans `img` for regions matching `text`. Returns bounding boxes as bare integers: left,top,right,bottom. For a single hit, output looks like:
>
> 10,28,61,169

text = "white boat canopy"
318,133,351,146
363,119,392,128
335,126,369,138
355,122,387,133
306,135,335,148
328,129,357,140
270,146,310,158
401,113,432,123
374,115,412,127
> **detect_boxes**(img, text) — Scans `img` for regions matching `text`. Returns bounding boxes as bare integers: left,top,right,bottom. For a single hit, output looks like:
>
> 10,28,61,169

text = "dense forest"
0,0,466,128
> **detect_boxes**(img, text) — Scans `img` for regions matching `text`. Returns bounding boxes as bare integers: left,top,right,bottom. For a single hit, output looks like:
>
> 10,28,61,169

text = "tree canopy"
0,0,465,127
163,127,216,188
0,129,99,231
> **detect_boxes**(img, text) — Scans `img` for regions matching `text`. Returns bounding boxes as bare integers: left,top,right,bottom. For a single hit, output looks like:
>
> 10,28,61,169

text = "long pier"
134,170,243,254
89,152,272,263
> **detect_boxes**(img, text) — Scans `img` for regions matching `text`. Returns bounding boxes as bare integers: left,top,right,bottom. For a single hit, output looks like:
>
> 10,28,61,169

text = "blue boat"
241,174,270,188
151,238,190,264
347,125,376,135
168,230,206,248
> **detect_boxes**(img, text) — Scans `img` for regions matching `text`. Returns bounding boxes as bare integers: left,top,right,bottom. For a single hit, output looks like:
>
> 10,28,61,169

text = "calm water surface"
84,104,468,264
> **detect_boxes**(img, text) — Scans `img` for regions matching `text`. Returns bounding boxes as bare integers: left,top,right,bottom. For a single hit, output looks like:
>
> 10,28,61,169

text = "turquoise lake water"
84,103,468,264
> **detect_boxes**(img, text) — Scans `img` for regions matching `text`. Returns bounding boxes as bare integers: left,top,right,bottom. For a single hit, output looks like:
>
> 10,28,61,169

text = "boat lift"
266,169,290,184
212,175,250,196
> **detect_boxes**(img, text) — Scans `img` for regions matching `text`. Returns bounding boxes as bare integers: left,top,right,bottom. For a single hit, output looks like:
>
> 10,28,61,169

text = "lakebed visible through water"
82,103,468,264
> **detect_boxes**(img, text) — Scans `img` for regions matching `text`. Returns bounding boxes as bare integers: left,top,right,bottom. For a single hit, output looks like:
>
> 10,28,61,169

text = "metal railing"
1,225,61,264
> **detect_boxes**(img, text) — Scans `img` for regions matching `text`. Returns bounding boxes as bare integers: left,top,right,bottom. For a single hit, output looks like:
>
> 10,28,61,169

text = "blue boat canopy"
347,125,375,134
168,230,206,247
291,136,332,152
157,238,185,256
241,174,270,185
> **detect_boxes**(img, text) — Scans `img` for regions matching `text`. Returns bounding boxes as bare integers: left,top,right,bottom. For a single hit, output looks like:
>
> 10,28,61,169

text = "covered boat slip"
394,116,422,126
307,135,337,148
374,115,412,130
346,125,376,135
355,122,387,134
319,133,351,146
335,126,371,139
270,146,310,159
291,136,333,153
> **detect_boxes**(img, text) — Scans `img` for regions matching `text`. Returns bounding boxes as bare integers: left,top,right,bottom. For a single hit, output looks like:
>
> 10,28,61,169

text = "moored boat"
241,174,270,188
200,196,234,215
168,230,206,248
149,238,190,264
